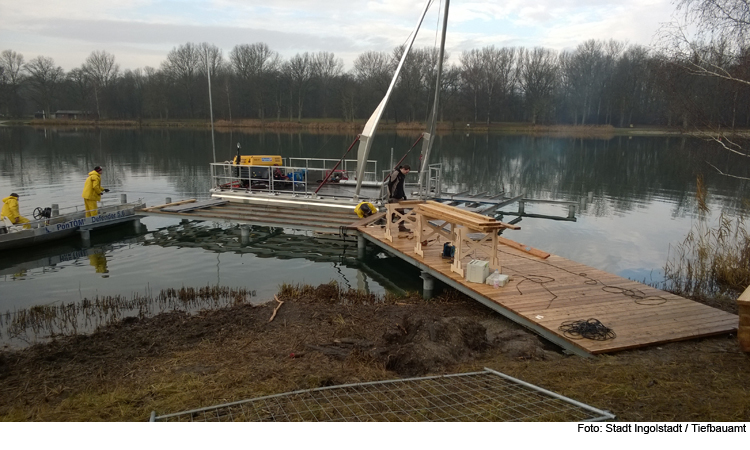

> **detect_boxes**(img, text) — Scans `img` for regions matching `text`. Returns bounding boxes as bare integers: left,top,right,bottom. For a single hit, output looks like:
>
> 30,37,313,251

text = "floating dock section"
139,198,739,357
356,201,738,357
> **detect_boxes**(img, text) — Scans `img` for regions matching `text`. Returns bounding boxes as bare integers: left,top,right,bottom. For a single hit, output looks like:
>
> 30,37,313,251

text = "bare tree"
287,53,313,121
659,0,750,86
312,51,343,118
339,73,358,122
198,43,224,80
24,56,65,118
229,43,281,119
561,40,605,125
658,0,750,178
66,67,91,111
481,46,516,124
391,46,435,122
142,66,170,119
352,51,392,118
459,49,484,122
518,47,559,125
0,50,26,116
162,42,202,118
611,45,651,127
82,50,119,119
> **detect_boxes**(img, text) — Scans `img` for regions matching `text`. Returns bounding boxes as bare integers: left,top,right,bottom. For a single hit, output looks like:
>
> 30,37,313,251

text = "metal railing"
379,164,442,200
288,157,379,183
211,160,381,200
2,196,141,232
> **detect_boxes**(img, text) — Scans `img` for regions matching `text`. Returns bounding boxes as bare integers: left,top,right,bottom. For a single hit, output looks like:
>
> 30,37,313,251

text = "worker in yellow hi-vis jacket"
82,166,109,217
1,193,30,227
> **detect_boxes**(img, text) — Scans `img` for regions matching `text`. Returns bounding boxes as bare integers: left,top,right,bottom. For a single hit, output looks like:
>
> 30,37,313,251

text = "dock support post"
420,271,435,300
133,218,142,234
51,204,59,217
357,233,366,260
165,197,172,204
80,229,91,246
518,201,525,215
738,288,750,353
240,226,250,245
568,204,576,219
120,194,127,204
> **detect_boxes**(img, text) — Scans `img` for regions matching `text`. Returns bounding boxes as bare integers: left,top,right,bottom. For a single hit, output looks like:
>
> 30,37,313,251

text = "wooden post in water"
738,287,750,352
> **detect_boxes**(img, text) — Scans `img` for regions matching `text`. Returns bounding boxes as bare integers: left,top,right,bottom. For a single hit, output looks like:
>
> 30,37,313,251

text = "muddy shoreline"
0,285,748,422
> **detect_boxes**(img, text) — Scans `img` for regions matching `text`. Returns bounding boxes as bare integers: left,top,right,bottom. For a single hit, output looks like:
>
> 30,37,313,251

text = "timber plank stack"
417,200,519,231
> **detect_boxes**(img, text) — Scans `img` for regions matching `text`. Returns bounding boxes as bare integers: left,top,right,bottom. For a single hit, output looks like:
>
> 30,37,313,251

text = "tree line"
0,38,748,128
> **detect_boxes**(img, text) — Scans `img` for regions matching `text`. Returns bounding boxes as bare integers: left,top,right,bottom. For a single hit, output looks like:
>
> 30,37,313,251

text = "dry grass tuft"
663,177,750,310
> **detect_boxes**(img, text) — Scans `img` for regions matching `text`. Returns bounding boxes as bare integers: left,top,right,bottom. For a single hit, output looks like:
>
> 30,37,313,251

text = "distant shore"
4,117,744,138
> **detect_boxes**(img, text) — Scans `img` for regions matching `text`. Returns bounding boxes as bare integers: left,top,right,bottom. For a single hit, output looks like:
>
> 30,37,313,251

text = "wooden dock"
139,198,738,356
357,216,738,356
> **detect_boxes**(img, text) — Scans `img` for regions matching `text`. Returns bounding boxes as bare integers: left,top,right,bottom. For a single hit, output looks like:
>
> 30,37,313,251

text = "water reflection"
141,221,413,295
1,127,747,315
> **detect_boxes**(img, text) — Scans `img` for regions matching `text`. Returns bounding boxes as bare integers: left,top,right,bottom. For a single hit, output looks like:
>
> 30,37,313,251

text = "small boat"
0,200,144,251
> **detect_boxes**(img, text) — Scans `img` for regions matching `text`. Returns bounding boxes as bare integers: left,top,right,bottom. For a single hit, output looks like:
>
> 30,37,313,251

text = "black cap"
94,166,102,172
10,193,18,198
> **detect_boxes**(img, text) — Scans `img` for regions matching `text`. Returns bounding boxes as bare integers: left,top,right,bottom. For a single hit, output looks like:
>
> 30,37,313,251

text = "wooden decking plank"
201,211,353,225
358,225,738,355
545,315,737,349
511,296,712,319
584,321,739,353
540,308,735,331
499,289,685,311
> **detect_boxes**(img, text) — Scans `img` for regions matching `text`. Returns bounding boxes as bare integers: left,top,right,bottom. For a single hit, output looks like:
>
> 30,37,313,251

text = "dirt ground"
0,284,749,422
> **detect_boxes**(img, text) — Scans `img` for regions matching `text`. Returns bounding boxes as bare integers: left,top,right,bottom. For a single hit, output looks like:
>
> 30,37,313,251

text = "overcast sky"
0,0,677,71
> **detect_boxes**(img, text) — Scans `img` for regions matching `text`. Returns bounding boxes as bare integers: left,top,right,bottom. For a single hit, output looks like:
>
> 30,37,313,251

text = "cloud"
0,0,676,70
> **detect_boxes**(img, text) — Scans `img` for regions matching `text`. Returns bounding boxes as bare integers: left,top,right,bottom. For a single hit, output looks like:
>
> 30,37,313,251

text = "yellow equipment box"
233,155,283,166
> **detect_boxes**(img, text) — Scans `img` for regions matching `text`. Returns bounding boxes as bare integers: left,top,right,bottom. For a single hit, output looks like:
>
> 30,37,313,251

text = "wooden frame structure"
385,200,520,278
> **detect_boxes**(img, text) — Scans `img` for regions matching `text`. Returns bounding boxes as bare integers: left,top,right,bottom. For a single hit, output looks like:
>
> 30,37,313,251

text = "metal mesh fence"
151,368,615,422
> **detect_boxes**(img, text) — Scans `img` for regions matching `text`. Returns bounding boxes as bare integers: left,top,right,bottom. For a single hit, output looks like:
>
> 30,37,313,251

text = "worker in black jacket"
387,165,411,232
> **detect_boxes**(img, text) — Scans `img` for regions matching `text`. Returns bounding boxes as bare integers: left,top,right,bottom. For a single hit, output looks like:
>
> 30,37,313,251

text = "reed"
278,281,408,304
663,176,750,309
1,286,256,345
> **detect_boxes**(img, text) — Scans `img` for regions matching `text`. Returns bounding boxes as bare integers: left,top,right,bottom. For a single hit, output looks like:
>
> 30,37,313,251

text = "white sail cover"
354,0,434,199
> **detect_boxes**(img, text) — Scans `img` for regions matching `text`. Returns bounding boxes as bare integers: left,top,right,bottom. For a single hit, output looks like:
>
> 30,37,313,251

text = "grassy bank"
0,283,748,422
5,117,716,137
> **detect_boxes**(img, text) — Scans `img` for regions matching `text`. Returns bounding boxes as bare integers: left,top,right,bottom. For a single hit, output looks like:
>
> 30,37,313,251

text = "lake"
1,126,747,335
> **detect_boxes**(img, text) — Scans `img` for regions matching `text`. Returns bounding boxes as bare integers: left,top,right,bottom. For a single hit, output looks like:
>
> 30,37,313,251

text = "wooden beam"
346,211,386,229
426,200,498,223
418,205,497,229
144,198,196,211
497,236,550,259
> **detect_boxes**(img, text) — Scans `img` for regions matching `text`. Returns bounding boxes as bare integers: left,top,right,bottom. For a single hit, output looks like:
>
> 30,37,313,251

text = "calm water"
1,126,748,316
